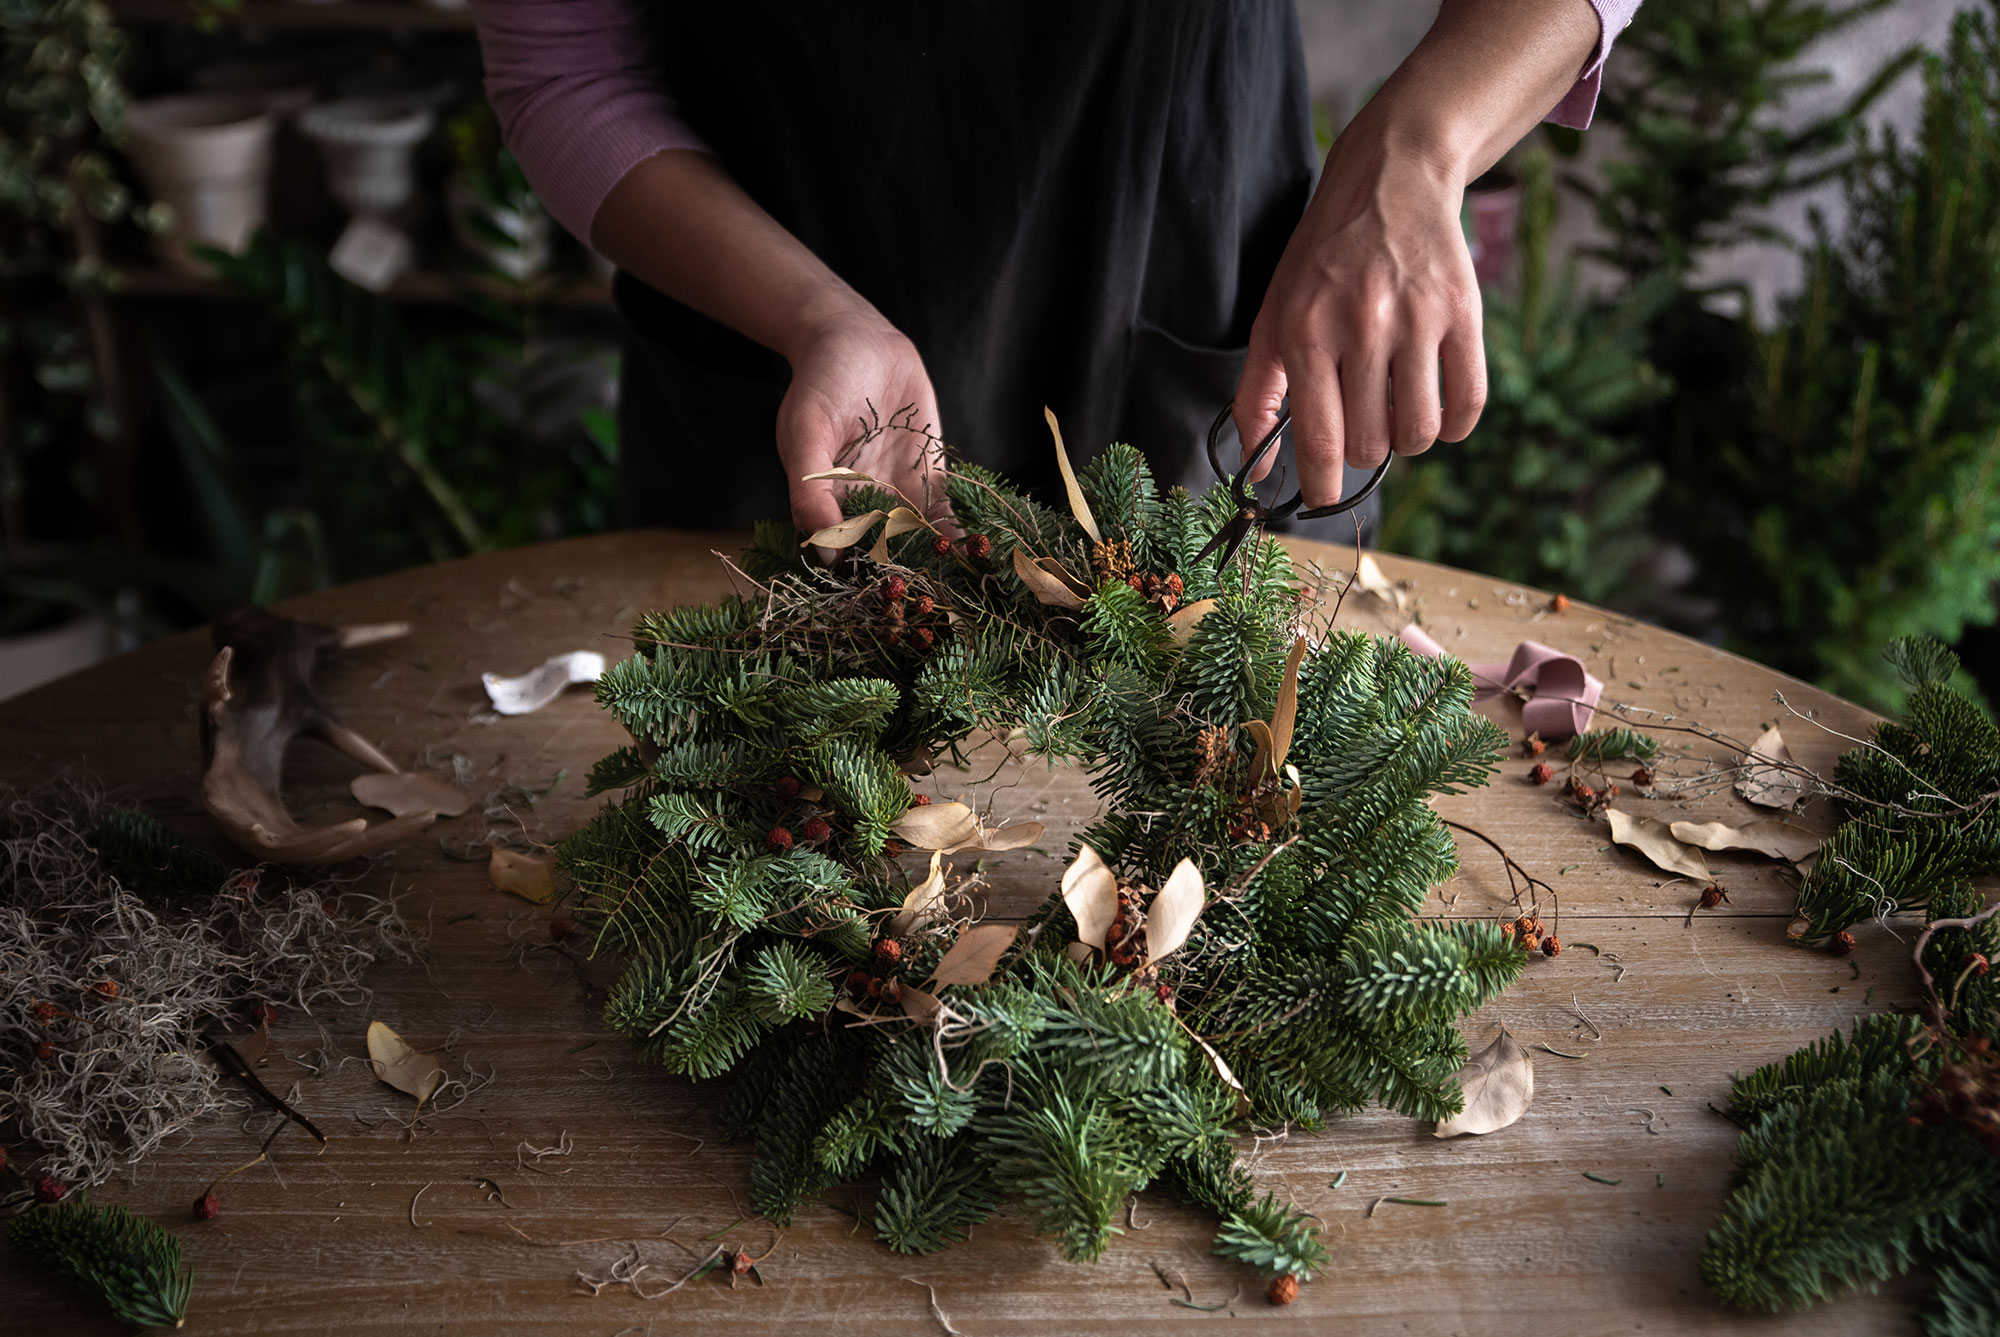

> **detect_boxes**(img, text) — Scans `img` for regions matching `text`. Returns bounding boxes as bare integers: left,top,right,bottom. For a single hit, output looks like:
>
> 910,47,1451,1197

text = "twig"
1570,992,1604,1040
903,1278,963,1335
410,1181,433,1228
207,1033,327,1145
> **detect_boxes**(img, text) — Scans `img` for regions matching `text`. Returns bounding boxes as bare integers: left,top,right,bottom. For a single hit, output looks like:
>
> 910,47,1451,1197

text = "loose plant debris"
1605,809,1711,880
1736,725,1806,811
0,783,411,1194
1669,818,1818,863
488,848,556,903
350,772,471,820
1583,1172,1622,1185
482,651,607,716
365,1022,445,1108
1434,1028,1535,1138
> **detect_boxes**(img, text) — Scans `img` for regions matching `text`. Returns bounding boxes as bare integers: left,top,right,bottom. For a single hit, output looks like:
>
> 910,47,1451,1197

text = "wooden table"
0,532,1923,1335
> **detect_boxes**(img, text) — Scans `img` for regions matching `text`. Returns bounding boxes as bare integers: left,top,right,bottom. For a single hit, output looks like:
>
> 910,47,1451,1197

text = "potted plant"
443,104,552,283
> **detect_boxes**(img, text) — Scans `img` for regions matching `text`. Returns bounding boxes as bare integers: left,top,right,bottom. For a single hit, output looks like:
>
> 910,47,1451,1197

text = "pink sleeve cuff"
1547,0,1644,130
470,0,712,248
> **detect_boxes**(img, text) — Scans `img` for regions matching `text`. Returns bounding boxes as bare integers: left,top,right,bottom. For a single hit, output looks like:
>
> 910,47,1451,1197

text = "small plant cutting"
563,420,1536,1294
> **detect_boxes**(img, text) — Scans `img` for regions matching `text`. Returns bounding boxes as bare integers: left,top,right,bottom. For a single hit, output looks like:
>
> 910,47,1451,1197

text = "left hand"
1234,132,1489,508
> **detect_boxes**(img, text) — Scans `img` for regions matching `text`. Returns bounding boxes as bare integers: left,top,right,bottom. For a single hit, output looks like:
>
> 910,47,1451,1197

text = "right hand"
778,309,946,537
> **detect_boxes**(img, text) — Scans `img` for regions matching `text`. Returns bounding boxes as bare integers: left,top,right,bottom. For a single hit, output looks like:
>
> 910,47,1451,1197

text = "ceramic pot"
444,174,551,281
124,94,277,274
0,613,113,703
297,98,436,218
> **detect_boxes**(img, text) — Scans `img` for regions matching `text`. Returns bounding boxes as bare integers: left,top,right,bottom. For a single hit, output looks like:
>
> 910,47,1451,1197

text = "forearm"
1344,0,1605,187
593,149,881,363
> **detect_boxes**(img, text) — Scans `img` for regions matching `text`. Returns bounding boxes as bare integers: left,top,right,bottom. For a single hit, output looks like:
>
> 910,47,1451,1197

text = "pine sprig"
7,1199,192,1329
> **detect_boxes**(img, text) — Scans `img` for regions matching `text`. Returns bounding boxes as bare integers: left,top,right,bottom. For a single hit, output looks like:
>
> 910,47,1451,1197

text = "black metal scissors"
1193,403,1393,570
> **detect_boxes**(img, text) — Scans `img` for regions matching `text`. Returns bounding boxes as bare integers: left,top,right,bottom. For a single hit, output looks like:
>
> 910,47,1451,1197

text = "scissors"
1193,403,1393,571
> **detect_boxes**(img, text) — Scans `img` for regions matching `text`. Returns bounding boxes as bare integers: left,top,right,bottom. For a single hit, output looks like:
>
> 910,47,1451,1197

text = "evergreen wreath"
562,424,1527,1286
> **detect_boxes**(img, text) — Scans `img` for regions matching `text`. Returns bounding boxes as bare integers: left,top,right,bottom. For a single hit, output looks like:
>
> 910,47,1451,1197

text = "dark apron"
616,0,1376,542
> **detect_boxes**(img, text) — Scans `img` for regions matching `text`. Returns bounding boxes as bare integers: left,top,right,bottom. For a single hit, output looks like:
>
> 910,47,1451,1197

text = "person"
470,1,1638,539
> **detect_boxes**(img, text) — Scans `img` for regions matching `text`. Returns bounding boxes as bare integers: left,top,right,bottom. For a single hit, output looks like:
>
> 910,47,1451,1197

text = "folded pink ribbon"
1395,624,1601,740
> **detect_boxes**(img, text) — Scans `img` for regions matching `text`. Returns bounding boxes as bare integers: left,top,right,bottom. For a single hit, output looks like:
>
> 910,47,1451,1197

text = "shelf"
108,262,616,309
107,0,477,31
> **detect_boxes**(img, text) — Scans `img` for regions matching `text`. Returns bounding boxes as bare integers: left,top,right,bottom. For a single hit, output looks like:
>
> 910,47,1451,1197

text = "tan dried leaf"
900,985,945,1027
890,851,949,935
1145,859,1205,963
964,821,1045,853
891,801,982,851
1061,846,1119,950
1062,940,1096,964
1606,808,1711,880
800,467,877,483
1669,818,1821,863
1165,598,1217,648
1044,407,1102,545
230,1020,270,1068
1244,719,1275,784
1354,553,1408,610
366,1020,444,1107
929,923,1019,987
1270,637,1307,770
1434,1027,1534,1138
867,507,930,564
351,771,471,819
801,509,886,551
1738,726,1806,809
1192,1031,1244,1095
1011,547,1087,611
489,847,556,903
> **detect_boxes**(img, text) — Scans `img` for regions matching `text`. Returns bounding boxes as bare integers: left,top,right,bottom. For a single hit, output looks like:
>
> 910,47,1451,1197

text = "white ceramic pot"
444,174,551,281
297,98,436,217
124,94,277,274
0,613,114,703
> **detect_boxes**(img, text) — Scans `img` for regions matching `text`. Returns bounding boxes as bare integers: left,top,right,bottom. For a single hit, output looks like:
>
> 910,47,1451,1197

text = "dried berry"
31,1001,58,1023
1127,574,1146,592
1831,930,1857,956
802,817,833,844
730,1248,755,1277
1631,766,1653,787
1109,939,1140,967
33,1175,66,1204
1972,953,1991,977
35,1041,55,1061
881,978,905,1004
1542,935,1562,957
963,534,992,559
914,595,935,615
547,920,575,944
772,776,801,800
884,576,907,602
883,840,906,857
911,627,935,652
1572,782,1597,806
1498,920,1515,940
1528,762,1553,785
1521,733,1546,758
1698,884,1727,910
874,938,903,965
932,534,953,555
193,1193,219,1221
1268,1275,1299,1305
1164,573,1184,597
845,969,871,998
251,1000,280,1026
1551,594,1571,613
765,826,794,854
1154,983,1173,1003
92,979,118,999
1519,931,1542,953
912,794,932,806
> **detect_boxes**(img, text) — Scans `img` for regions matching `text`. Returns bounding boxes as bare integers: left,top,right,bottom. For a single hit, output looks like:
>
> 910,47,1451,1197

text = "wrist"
779,287,897,365
1333,95,1477,194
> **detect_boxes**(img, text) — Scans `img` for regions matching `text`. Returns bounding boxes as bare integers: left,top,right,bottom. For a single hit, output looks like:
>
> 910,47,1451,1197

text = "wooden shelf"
107,0,477,30
108,262,616,309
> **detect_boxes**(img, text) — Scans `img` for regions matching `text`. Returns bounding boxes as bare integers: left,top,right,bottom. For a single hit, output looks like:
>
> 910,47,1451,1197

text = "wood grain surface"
0,532,1929,1336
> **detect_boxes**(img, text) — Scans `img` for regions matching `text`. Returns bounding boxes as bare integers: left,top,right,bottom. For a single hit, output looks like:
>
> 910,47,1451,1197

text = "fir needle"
1584,1172,1622,1185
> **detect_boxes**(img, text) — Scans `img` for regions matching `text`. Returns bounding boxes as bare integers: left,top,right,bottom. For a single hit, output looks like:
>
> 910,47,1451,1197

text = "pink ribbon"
1395,624,1601,740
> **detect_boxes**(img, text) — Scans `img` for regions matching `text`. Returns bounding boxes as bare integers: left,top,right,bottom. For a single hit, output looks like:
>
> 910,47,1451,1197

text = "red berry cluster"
1499,915,1552,955
846,936,909,1005
1569,776,1617,814
881,575,947,653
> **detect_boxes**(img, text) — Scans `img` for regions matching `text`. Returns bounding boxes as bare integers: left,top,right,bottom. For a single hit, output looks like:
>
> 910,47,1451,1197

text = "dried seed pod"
193,1193,220,1221
911,627,935,652
1698,884,1727,910
35,1041,56,1061
911,794,932,806
845,969,871,998
963,534,992,559
31,1001,58,1023
1521,733,1546,758
1519,931,1542,953
1529,763,1553,785
1268,1275,1299,1305
252,1000,280,1026
914,595,935,616
33,1175,67,1204
1542,935,1562,957
765,826,794,854
802,817,833,844
772,776,801,800
1551,594,1570,613
883,839,905,857
874,938,903,965
932,535,953,556
1631,766,1653,787
1831,930,1857,955
92,979,119,999
884,576,908,602
1164,573,1184,597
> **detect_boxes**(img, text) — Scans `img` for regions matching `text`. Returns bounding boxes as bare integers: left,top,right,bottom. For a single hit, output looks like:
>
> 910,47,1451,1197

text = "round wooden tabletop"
0,531,1916,1335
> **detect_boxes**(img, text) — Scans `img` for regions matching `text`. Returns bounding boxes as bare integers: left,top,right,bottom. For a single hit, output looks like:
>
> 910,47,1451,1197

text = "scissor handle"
1205,403,1391,521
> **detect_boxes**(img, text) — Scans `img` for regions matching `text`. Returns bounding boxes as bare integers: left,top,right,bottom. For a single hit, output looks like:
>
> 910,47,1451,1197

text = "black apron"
616,0,1375,541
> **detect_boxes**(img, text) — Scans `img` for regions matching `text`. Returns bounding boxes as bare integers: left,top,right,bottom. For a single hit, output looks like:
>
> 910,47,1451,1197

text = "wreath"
561,421,1528,1294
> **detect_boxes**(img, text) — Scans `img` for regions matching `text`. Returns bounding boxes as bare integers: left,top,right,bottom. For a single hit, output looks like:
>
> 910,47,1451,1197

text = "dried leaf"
351,771,471,819
1166,598,1217,648
1011,547,1087,611
1243,719,1275,784
366,1020,443,1106
1669,818,1821,863
890,852,949,935
1434,1028,1534,1138
1355,554,1407,610
489,847,556,903
891,801,982,851
800,467,877,483
801,508,886,551
900,986,944,1027
867,507,930,564
963,821,1045,853
1044,407,1102,545
482,651,607,716
230,1020,270,1068
1270,637,1307,771
1061,846,1119,950
1062,940,1096,964
1606,808,1711,880
929,923,1019,986
1738,726,1806,809
1145,859,1205,963
1192,1031,1244,1096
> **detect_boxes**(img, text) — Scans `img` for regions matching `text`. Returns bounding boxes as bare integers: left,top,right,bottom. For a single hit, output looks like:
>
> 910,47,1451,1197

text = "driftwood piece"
199,607,446,863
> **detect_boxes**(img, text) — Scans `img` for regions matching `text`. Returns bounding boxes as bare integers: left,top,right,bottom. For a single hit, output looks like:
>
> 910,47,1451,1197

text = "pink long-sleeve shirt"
474,1,1644,248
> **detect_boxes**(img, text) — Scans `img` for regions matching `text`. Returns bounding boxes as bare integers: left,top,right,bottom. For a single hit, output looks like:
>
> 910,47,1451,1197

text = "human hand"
777,308,947,538
1234,131,1487,507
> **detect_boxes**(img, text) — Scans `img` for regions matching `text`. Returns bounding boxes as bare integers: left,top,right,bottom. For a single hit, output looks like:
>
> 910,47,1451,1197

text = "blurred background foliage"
1,0,1996,713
